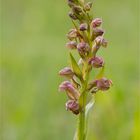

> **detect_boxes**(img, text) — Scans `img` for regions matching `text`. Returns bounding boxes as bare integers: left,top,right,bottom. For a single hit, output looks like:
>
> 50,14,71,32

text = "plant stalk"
77,61,90,140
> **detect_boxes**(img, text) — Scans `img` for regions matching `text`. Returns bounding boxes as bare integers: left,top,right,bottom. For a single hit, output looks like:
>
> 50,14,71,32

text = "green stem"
77,62,90,140
78,91,86,140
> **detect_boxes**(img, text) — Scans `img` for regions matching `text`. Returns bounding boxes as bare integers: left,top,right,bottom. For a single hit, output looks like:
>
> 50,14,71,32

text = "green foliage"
70,52,82,79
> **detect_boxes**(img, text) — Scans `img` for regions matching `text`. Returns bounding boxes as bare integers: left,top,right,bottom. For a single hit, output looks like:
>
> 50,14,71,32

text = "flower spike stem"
59,0,113,140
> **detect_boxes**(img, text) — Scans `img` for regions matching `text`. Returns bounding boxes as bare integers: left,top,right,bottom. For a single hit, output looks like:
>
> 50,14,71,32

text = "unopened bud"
68,0,78,3
79,23,88,31
72,6,82,14
91,18,102,28
68,0,75,2
67,29,78,40
66,100,80,115
67,1,75,8
69,12,77,20
89,56,104,68
84,2,92,11
59,67,74,78
66,41,77,49
59,81,80,100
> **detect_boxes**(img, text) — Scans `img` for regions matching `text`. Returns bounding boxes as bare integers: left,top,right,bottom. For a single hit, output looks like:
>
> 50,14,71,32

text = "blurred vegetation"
0,0,139,140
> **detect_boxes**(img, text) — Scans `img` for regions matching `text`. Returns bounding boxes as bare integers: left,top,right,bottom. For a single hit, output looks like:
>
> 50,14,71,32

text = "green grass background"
0,0,139,140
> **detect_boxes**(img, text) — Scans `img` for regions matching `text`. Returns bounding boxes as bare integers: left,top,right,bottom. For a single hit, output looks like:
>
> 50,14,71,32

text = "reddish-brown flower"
89,56,104,68
66,100,80,115
59,81,80,100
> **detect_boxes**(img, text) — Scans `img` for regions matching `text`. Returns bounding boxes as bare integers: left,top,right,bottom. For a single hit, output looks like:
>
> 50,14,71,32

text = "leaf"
85,97,95,139
85,98,95,117
95,66,105,79
70,52,82,79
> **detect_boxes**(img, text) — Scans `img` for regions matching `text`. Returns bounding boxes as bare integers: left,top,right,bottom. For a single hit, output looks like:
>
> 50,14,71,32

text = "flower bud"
67,1,74,7
67,29,78,40
91,18,102,28
69,11,78,20
66,41,77,49
79,23,88,31
59,67,74,78
89,56,104,68
67,0,78,8
84,2,92,11
72,6,82,14
93,28,104,37
96,78,112,91
95,36,108,47
68,0,78,3
66,100,80,115
77,42,90,57
59,81,80,100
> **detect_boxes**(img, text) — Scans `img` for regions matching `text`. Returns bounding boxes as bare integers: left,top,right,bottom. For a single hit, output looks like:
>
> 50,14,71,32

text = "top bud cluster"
59,0,112,115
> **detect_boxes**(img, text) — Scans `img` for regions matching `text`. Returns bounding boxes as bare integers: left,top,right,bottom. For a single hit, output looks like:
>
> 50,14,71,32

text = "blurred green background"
0,0,139,140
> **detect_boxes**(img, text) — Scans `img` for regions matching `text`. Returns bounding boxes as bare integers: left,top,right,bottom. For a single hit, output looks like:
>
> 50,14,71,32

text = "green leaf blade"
70,52,82,80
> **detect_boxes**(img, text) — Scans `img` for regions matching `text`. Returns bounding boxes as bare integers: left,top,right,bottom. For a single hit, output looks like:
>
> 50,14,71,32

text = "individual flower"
72,6,82,14
88,77,112,91
91,18,102,28
96,77,112,91
67,0,75,8
59,81,80,100
69,11,78,20
79,23,88,31
95,36,108,47
93,28,104,37
59,67,74,78
66,41,77,49
77,42,90,57
96,78,112,91
89,56,104,68
66,100,80,115
67,29,78,40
